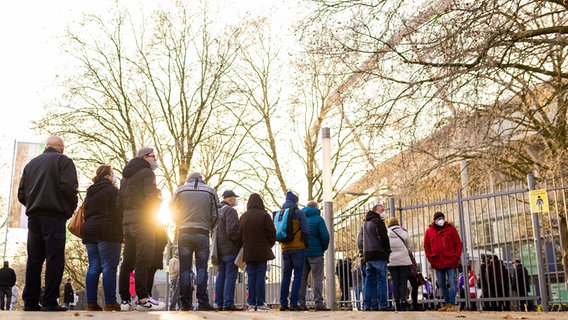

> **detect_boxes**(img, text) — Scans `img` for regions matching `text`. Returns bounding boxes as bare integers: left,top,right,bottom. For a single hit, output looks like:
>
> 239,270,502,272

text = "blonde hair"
388,217,399,227
92,164,113,183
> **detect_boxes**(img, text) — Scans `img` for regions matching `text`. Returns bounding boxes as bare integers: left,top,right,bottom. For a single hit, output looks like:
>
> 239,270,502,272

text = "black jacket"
83,179,123,243
0,266,16,287
17,147,78,219
118,158,161,225
216,201,241,256
361,211,391,263
512,264,531,293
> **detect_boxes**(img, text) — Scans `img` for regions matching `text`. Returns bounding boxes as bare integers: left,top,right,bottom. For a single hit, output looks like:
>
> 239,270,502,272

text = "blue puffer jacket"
303,206,330,257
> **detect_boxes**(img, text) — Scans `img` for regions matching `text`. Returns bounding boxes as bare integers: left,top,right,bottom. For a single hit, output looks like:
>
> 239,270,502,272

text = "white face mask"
436,219,445,227
112,174,118,185
233,198,238,207
150,160,158,170
379,212,387,219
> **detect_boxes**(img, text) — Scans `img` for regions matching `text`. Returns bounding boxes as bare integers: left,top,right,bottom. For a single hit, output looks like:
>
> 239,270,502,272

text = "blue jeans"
85,241,122,304
215,254,238,308
363,260,388,310
436,267,457,305
179,232,210,306
280,249,305,307
246,261,267,306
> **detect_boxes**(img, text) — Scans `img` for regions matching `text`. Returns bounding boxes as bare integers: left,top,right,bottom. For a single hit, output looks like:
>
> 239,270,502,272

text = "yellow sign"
529,189,549,213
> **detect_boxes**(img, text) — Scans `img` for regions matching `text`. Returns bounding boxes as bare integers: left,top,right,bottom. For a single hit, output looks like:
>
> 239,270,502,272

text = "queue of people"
13,136,536,313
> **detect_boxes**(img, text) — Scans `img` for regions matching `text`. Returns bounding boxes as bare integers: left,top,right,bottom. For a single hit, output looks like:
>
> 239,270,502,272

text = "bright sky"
0,0,300,254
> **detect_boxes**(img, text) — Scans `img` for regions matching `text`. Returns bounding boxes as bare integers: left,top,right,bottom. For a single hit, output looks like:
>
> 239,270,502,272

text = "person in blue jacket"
298,201,330,311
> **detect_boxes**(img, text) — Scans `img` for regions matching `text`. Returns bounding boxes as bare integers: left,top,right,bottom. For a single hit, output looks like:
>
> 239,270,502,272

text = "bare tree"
36,2,249,195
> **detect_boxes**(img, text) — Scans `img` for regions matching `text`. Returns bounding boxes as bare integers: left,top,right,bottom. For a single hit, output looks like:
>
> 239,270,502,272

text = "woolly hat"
286,191,299,204
136,147,154,158
433,211,445,221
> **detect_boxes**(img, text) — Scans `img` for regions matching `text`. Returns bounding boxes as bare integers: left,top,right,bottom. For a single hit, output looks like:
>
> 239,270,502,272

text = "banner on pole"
9,142,44,228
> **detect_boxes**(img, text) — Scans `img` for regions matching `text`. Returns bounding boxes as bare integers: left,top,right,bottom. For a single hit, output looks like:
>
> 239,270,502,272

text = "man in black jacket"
117,147,165,311
361,204,392,311
0,261,16,310
214,190,242,311
18,136,78,312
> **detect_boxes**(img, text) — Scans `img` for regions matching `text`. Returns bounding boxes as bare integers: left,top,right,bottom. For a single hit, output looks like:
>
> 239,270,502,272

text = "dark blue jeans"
246,261,267,306
215,254,238,308
179,232,210,306
280,249,305,307
23,216,66,308
364,260,388,310
85,241,122,304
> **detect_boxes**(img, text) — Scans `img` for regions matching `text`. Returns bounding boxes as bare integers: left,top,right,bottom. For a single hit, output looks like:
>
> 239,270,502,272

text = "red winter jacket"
424,222,463,269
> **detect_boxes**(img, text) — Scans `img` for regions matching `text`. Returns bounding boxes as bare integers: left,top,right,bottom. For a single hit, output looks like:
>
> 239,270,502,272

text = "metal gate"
331,174,568,311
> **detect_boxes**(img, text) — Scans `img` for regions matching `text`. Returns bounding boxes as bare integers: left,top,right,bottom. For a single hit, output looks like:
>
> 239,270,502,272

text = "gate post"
456,189,471,309
527,174,549,312
322,128,335,310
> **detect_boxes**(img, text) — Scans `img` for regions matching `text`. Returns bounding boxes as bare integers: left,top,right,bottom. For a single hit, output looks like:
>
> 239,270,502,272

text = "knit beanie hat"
433,211,445,221
286,191,299,204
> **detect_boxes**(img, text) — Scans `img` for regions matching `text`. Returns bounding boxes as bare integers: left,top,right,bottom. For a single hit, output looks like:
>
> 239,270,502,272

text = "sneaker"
246,304,256,312
137,298,166,311
256,303,270,312
298,305,309,311
289,305,301,311
120,301,133,311
279,305,289,311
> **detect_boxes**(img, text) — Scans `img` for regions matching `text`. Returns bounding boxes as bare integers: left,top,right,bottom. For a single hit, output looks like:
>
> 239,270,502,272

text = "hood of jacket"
247,193,265,210
302,205,321,217
122,157,150,178
86,179,113,197
281,200,298,210
365,210,377,221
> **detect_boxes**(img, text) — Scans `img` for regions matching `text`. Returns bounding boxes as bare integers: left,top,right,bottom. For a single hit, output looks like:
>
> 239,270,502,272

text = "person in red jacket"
424,212,462,312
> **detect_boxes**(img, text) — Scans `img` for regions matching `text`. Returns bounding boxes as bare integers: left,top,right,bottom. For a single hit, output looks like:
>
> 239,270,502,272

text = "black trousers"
0,286,12,310
22,216,66,308
118,224,155,301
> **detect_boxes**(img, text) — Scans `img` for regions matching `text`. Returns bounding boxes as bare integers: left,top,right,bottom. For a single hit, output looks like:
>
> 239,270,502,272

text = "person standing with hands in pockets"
424,211,462,312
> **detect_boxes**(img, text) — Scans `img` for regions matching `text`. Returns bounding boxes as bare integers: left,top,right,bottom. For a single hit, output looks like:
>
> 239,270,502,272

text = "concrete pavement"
1,310,567,320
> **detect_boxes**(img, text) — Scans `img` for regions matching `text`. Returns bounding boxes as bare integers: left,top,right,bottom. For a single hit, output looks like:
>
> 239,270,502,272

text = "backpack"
273,208,298,243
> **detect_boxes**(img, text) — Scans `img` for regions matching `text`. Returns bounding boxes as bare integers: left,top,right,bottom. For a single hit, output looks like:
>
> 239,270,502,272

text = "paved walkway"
2,310,567,320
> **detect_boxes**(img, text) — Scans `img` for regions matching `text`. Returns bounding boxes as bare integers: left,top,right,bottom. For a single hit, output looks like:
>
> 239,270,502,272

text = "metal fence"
186,175,568,311
331,174,568,311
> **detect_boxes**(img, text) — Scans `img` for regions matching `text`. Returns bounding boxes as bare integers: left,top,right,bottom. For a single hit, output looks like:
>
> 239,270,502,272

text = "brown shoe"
87,302,103,311
103,302,121,311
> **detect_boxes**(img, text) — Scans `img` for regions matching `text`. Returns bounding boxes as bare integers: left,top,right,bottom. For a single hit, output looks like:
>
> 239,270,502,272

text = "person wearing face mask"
423,211,463,312
117,147,165,311
361,204,392,311
213,190,242,311
83,164,123,311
